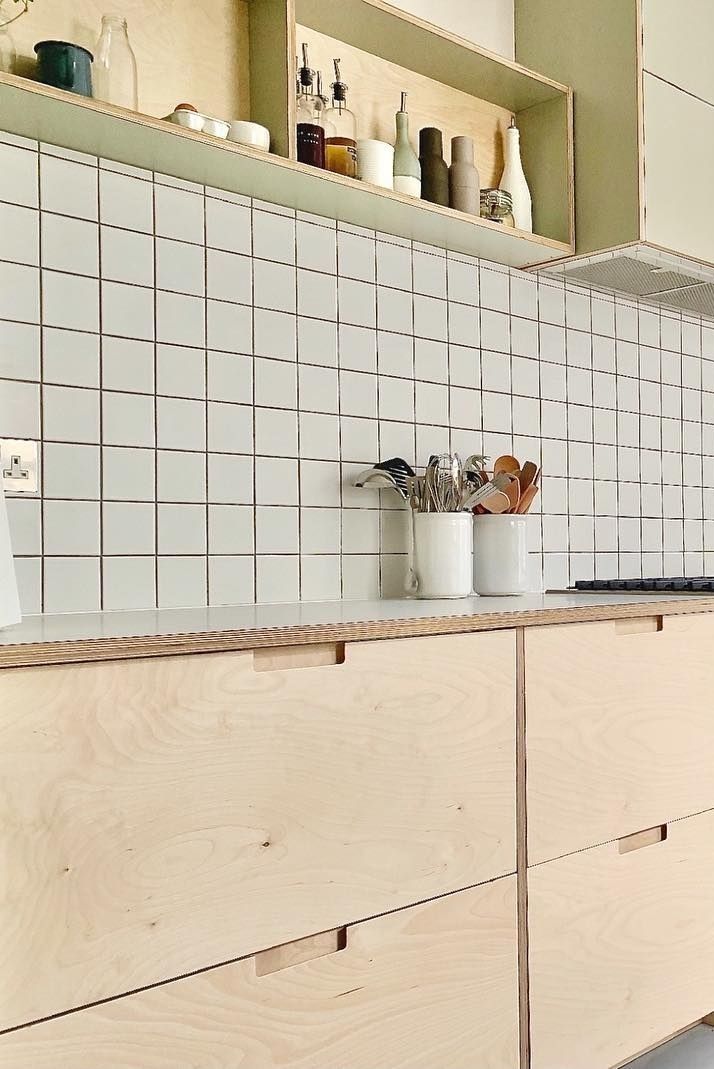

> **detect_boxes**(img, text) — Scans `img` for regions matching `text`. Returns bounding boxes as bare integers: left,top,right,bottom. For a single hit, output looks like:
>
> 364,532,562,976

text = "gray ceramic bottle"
449,135,480,215
419,127,449,206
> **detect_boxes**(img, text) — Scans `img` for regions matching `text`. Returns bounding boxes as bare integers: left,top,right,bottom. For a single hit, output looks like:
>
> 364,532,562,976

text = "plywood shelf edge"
0,71,573,267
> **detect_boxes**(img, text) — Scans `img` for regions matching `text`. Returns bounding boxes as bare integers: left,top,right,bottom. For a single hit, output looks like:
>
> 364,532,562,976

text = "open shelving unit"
0,0,574,268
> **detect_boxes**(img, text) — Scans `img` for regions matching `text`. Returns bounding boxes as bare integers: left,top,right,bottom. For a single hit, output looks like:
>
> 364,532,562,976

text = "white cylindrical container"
473,514,529,596
356,139,395,189
413,513,473,599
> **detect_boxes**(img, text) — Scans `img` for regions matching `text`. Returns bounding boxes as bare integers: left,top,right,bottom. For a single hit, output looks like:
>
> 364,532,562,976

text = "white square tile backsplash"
2,131,714,612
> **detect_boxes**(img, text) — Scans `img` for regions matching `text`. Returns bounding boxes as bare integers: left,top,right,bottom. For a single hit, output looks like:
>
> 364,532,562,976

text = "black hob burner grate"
574,577,714,593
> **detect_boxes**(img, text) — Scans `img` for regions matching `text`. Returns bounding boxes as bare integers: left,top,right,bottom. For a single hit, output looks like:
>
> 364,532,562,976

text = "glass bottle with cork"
296,44,326,168
323,59,357,178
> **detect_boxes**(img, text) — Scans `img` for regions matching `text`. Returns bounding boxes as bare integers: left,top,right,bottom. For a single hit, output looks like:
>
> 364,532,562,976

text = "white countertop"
1,591,711,649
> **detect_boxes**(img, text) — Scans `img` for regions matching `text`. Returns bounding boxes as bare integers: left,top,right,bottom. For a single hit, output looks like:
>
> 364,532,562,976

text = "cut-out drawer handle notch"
253,642,346,672
618,824,667,854
255,928,347,976
614,616,663,636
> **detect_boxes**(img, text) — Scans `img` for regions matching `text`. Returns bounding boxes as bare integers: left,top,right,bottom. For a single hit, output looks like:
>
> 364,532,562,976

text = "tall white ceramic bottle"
499,117,532,232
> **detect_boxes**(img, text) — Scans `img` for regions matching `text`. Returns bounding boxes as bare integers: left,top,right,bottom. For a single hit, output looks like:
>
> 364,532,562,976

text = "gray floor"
627,1026,714,1067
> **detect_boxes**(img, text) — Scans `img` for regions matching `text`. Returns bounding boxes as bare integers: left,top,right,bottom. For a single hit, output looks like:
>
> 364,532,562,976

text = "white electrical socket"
0,439,39,495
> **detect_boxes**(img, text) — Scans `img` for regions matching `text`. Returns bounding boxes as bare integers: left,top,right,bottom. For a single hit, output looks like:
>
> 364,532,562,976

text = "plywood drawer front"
1,877,519,1069
529,809,714,1069
526,612,714,864
0,630,516,1030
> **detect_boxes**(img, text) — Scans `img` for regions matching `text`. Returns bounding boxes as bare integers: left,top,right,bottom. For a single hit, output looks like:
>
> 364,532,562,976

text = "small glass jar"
479,188,514,226
94,14,138,110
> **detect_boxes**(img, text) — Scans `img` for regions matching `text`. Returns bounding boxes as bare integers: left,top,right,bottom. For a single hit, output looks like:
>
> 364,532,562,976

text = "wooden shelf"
0,0,574,267
0,70,571,268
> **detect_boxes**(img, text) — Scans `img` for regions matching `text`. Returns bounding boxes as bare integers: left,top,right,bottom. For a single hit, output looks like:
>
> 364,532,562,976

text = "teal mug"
34,41,93,97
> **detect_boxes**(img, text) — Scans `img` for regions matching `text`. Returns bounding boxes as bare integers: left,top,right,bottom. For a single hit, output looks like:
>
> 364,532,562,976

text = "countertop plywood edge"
2,598,713,668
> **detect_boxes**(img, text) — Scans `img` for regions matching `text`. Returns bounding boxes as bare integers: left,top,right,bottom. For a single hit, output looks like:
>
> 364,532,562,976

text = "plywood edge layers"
515,0,641,254
0,72,571,264
516,628,531,1069
1,600,713,669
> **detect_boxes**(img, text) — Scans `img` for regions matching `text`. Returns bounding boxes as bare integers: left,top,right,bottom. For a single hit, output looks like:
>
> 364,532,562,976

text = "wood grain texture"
254,929,346,977
525,613,714,864
8,0,250,121
2,598,713,670
618,824,666,855
529,809,714,1069
297,23,511,185
0,631,516,1030
0,878,519,1069
297,0,570,105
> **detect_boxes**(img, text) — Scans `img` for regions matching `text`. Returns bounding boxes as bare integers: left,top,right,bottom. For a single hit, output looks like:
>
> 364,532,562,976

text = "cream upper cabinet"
516,0,714,314
643,74,714,266
643,0,714,104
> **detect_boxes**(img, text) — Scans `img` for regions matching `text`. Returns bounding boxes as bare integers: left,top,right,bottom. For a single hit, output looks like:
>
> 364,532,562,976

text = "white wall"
390,0,514,59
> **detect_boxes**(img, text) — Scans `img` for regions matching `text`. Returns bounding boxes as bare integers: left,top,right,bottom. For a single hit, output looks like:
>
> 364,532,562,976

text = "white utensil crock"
413,512,473,599
473,514,529,596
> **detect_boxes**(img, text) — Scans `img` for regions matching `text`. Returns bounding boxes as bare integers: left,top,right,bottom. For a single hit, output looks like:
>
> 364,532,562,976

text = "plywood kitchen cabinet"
516,0,714,316
525,613,714,865
4,601,714,1068
0,631,516,1031
0,877,519,1069
528,810,714,1069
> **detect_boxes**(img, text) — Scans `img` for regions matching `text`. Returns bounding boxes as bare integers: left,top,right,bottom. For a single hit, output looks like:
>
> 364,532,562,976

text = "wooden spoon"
493,454,520,477
518,461,538,494
516,485,539,514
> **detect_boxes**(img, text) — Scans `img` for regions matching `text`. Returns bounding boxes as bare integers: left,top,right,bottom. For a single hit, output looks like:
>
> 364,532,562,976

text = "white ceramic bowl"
202,116,230,139
167,110,230,139
228,120,271,151
169,109,204,132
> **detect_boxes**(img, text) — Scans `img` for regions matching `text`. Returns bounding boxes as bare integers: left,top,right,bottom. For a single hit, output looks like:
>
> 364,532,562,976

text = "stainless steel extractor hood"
536,242,714,319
